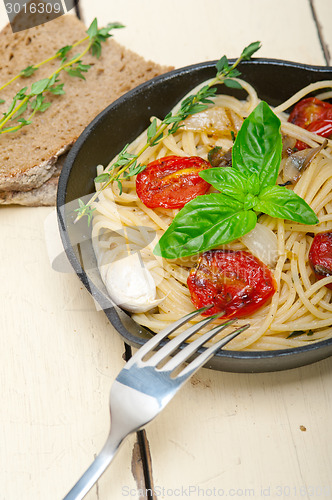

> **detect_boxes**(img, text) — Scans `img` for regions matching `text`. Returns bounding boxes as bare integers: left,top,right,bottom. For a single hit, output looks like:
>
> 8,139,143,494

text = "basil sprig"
155,101,318,259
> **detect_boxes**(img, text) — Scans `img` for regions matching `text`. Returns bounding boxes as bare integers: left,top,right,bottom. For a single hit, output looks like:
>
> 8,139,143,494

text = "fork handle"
62,433,123,500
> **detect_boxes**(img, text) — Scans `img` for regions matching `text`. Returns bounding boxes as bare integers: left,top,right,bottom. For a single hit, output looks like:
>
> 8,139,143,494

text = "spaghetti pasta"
91,78,332,351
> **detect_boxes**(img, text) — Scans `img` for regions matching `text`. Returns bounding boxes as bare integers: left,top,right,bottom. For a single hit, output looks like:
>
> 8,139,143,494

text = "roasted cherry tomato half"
288,97,332,150
136,155,211,209
288,97,332,128
308,231,332,290
187,250,277,319
295,119,332,150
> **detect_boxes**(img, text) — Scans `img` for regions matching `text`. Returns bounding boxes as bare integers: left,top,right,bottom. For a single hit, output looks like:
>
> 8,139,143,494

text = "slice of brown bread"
0,14,172,204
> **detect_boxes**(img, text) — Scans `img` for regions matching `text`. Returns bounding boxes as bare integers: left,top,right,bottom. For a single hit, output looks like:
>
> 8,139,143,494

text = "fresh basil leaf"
246,172,261,196
232,101,282,188
154,193,257,259
199,167,249,201
255,185,319,225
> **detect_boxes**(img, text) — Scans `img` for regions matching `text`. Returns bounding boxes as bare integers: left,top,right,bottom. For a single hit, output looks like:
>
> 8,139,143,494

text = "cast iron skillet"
57,58,332,373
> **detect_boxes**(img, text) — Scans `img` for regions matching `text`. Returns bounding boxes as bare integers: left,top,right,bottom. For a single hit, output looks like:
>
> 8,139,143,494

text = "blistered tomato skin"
288,97,332,150
187,250,277,319
288,97,331,128
136,155,211,209
309,232,332,290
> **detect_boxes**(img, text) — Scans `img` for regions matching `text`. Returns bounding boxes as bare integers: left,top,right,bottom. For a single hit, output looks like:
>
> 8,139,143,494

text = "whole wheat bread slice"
0,15,172,204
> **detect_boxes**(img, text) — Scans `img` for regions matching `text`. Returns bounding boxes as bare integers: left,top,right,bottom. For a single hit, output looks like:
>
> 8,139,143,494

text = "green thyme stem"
0,95,29,129
0,39,92,132
49,40,92,80
0,35,90,93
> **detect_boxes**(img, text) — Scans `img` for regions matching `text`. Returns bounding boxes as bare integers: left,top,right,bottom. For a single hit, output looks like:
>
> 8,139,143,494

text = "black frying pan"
57,58,332,373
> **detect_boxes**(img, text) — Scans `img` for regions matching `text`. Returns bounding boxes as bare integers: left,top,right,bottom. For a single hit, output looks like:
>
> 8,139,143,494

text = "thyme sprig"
0,19,124,135
75,41,261,223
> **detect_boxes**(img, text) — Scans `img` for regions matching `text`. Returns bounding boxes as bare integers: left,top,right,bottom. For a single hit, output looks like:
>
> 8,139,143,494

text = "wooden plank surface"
0,1,331,499
0,207,140,499
313,0,332,64
79,0,327,67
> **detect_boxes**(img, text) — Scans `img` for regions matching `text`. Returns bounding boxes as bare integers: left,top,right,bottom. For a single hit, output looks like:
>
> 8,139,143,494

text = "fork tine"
161,323,250,374
175,324,250,379
147,313,230,366
126,306,211,365
159,318,240,372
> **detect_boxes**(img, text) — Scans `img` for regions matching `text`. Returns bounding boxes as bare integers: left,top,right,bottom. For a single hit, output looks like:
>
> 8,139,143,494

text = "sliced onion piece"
282,134,296,157
240,223,279,268
282,140,327,183
181,106,243,137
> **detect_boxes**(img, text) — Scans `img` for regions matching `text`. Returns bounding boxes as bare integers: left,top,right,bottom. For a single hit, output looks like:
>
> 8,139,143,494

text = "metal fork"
63,308,250,500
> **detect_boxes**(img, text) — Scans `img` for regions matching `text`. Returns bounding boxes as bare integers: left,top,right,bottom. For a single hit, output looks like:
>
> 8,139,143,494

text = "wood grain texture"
79,0,326,67
0,207,139,499
312,0,332,64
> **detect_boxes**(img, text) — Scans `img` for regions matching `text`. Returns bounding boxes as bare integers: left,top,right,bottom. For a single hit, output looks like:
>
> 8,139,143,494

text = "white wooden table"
0,1,332,499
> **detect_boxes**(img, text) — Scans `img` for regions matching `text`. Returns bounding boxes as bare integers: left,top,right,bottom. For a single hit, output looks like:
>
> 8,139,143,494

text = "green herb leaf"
17,118,32,125
88,19,125,58
241,41,261,61
16,87,28,100
164,85,217,134
224,78,243,89
287,330,306,338
20,65,38,77
0,99,5,104
56,45,73,61
232,101,282,188
13,100,28,118
49,83,65,95
30,78,50,95
127,161,144,176
117,180,123,195
37,101,51,112
255,185,319,225
95,172,111,183
147,119,157,142
65,61,90,80
155,194,257,259
87,18,98,39
216,55,228,74
74,199,96,226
